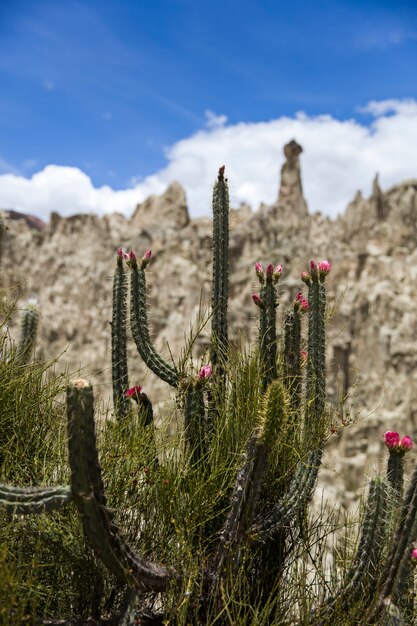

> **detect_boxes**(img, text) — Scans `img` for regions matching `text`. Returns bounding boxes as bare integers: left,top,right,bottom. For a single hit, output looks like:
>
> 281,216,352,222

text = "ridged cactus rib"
16,301,40,364
112,252,129,419
259,280,278,389
184,386,206,465
211,166,229,369
251,448,323,541
130,262,178,387
0,484,72,514
284,310,302,410
67,379,171,592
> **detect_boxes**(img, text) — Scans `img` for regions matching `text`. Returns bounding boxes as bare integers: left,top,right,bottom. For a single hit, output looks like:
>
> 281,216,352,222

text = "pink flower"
318,260,332,275
401,435,413,451
252,293,263,308
301,271,311,285
411,547,417,562
255,262,265,284
198,365,212,381
294,292,309,313
125,250,137,267
125,386,143,402
300,298,309,312
295,291,303,302
384,431,400,449
117,247,124,259
310,260,317,273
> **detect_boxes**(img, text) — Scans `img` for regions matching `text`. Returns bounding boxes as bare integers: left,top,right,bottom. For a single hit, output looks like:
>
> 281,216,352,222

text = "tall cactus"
112,248,130,418
210,165,230,374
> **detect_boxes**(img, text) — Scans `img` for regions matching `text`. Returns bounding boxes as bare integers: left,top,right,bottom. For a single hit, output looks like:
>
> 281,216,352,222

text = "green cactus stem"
251,447,323,542
112,249,130,419
16,299,40,364
319,477,389,620
255,265,282,390
284,309,302,410
67,378,172,592
305,264,328,441
387,450,405,501
129,253,179,388
0,484,72,514
210,166,229,373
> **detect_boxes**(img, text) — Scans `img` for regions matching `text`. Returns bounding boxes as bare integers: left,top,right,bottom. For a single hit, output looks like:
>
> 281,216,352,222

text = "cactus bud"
400,435,413,451
411,547,417,565
255,262,265,284
301,271,311,285
273,264,283,283
265,263,274,282
117,247,124,259
252,293,264,308
126,250,137,268
140,249,152,270
198,365,212,382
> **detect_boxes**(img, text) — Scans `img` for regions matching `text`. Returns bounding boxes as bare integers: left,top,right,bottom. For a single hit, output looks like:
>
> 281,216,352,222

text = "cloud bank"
1,99,417,221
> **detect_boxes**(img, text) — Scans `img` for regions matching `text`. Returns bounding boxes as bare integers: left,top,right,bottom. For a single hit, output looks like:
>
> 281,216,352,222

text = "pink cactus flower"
318,260,332,275
125,250,137,267
295,291,303,302
117,247,124,259
198,365,212,381
400,435,413,451
125,386,143,401
252,293,263,308
144,250,152,261
384,431,401,449
411,547,417,562
129,250,136,261
301,271,311,285
310,260,317,273
300,298,309,312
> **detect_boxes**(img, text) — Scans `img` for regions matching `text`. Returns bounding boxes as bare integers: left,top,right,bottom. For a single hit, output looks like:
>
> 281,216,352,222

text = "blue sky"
0,0,417,218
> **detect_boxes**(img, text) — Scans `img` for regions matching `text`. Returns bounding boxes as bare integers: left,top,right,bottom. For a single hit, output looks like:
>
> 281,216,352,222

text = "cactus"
6,167,417,625
112,247,130,418
210,165,230,374
16,298,39,364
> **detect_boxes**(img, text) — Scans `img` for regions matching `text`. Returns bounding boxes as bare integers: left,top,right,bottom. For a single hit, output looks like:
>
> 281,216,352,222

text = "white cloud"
1,98,417,221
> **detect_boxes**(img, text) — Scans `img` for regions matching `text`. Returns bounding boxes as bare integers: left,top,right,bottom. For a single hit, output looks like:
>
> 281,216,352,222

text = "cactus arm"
0,484,72,514
210,166,229,370
387,450,405,501
67,379,172,592
16,300,40,364
251,447,323,541
129,260,178,388
112,251,130,419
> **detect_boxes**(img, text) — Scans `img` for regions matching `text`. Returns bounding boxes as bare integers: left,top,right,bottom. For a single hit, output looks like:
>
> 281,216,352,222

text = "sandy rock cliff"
2,141,417,510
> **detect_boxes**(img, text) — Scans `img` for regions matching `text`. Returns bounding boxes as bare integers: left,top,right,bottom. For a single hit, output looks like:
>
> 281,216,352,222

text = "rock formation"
2,143,417,512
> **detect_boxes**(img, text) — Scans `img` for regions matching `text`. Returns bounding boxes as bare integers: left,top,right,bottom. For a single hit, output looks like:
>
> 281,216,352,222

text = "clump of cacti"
2,168,417,625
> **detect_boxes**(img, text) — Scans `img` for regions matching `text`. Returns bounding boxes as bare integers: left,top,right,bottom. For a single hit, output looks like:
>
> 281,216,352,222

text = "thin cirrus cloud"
0,98,416,222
